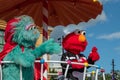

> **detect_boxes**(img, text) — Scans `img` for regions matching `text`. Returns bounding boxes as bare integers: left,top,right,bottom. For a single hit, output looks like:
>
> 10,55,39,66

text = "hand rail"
0,60,106,80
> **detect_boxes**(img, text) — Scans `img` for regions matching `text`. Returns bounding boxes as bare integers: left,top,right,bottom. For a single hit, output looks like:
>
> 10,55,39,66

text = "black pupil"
83,32,85,35
78,31,81,33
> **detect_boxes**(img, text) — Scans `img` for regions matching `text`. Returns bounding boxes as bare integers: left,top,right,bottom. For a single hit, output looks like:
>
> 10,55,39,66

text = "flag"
34,59,48,80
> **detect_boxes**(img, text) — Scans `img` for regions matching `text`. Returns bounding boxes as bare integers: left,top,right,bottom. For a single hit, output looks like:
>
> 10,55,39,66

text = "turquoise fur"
2,15,61,80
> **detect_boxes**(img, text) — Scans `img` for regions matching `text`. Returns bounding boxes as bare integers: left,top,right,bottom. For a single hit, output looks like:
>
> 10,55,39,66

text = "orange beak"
78,34,86,42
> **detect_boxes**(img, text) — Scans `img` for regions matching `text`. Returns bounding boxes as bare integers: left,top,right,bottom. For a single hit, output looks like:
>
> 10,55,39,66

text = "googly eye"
26,24,37,30
81,31,86,35
32,26,36,29
28,25,36,30
74,29,81,35
28,27,32,30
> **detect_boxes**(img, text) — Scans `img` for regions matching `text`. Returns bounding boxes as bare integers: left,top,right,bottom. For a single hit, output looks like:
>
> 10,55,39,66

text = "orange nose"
34,31,37,34
79,34,86,42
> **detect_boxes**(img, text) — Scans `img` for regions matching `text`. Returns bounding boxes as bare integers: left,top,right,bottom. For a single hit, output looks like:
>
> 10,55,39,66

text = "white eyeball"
74,29,86,35
81,31,86,35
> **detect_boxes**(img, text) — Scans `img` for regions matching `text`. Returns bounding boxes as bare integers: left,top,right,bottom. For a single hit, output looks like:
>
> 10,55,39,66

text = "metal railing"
0,60,106,80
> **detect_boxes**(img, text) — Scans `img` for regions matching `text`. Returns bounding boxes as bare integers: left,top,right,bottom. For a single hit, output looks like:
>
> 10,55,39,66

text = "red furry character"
61,29,100,80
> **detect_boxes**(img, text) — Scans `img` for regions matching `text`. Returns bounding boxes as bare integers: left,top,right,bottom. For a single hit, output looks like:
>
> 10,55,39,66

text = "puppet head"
5,15,40,48
0,15,40,60
62,29,88,55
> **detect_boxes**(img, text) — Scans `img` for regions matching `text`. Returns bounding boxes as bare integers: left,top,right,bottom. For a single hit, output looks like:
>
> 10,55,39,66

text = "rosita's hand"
41,38,62,55
88,46,100,61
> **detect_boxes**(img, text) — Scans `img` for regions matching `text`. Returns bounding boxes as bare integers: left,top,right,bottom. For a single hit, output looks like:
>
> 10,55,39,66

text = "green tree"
114,70,120,80
98,70,120,80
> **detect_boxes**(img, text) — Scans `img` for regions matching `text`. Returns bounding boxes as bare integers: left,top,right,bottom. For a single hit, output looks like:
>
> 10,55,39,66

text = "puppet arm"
88,46,100,64
32,39,62,58
14,52,35,67
3,45,35,67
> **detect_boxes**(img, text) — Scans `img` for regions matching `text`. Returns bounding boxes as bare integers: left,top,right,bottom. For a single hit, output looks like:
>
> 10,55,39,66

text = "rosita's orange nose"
78,34,86,42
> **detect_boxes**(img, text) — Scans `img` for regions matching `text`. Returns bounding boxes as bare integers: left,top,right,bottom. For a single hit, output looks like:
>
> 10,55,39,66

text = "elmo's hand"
88,47,100,61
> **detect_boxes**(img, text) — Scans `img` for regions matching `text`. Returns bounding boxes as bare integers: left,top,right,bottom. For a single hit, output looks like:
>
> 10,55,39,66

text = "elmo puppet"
60,29,100,80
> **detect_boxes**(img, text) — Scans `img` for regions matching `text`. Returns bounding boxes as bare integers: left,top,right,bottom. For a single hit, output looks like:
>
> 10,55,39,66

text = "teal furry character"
0,15,61,80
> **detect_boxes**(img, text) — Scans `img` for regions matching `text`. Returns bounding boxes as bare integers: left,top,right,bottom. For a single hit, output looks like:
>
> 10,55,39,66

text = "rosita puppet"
61,29,100,80
0,15,61,80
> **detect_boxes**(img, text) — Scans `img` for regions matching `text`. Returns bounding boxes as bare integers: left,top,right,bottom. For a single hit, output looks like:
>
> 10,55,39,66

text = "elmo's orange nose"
79,35,86,42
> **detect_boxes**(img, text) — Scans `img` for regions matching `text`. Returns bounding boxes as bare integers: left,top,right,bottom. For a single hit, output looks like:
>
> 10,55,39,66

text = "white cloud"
50,10,107,43
50,11,107,43
97,32,120,40
77,11,107,29
50,25,65,43
50,24,85,44
96,11,107,21
88,33,94,37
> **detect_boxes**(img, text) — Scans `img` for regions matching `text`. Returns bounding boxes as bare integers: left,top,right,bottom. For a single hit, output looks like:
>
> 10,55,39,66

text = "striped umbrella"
0,0,103,79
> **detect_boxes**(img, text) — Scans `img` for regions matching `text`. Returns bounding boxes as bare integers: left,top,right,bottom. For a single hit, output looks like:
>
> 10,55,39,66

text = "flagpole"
42,0,48,80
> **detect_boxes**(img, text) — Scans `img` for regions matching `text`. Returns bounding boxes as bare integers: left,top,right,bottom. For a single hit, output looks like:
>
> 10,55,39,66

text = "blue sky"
50,0,120,73
85,0,120,73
